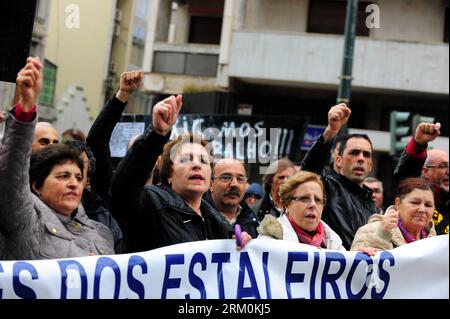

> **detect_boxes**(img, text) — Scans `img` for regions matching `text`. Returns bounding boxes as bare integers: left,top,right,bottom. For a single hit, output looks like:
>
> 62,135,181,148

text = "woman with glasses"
351,177,436,251
257,171,346,250
111,96,251,253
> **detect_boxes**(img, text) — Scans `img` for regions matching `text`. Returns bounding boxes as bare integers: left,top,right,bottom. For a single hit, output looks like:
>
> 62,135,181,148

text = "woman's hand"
382,206,399,232
16,57,43,111
234,230,252,250
116,70,144,103
152,95,183,136
357,246,380,256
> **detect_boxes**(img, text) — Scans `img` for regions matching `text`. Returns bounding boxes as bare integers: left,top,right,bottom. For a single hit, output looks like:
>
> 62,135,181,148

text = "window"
39,60,57,107
153,51,218,76
189,16,223,44
307,0,371,36
188,0,224,44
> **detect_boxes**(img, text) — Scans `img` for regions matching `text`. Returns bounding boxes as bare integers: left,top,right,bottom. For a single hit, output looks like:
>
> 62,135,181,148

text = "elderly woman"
351,177,436,250
111,96,249,253
257,171,345,250
258,171,378,255
0,57,114,260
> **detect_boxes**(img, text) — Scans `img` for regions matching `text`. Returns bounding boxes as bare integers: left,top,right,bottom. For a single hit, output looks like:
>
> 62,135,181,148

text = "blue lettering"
346,252,373,299
285,252,308,299
309,252,320,299
127,255,148,299
0,262,3,298
188,253,207,299
371,251,394,299
58,260,88,299
211,253,230,299
262,252,271,299
93,257,121,299
237,252,260,299
321,252,346,299
13,262,38,299
162,254,184,298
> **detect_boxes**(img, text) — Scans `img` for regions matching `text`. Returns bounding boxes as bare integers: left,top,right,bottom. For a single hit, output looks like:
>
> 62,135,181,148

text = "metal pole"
337,0,359,136
337,0,359,107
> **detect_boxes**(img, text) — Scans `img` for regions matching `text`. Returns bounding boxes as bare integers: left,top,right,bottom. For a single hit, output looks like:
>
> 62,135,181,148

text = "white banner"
0,236,448,299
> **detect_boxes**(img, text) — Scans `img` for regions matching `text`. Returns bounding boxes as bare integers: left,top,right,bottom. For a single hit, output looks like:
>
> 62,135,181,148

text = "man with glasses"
32,122,59,153
394,121,448,235
204,158,260,238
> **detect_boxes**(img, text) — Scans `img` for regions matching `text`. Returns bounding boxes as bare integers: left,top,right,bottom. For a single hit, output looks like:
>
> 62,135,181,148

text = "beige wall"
372,0,446,43
244,0,309,33
110,0,136,85
169,2,190,44
46,0,116,117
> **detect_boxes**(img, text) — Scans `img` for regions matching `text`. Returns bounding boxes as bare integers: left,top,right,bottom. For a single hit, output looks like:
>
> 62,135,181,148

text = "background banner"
110,114,309,163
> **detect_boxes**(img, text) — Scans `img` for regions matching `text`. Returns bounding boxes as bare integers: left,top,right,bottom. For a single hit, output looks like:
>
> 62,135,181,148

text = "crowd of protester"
0,57,447,262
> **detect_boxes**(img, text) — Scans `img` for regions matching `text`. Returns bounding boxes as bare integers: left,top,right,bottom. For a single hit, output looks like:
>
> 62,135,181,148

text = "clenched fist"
16,57,43,112
116,70,144,102
152,95,183,136
414,122,441,146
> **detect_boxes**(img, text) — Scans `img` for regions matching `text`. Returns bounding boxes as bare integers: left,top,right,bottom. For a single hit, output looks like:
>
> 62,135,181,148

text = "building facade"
141,0,449,188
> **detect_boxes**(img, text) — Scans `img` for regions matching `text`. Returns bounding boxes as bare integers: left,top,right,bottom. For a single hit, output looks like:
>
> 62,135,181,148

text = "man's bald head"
32,122,59,153
423,148,449,192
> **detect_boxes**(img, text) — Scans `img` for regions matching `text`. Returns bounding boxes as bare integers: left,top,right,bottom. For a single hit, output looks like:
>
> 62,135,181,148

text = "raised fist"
152,95,183,136
414,122,441,145
16,57,43,111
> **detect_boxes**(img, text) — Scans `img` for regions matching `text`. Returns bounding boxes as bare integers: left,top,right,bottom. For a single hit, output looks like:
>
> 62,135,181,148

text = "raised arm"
393,122,441,183
86,70,144,202
301,103,351,174
0,57,42,236
110,95,182,219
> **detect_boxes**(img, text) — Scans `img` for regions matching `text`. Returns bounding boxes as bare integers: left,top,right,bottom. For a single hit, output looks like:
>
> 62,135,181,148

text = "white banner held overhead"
0,236,448,299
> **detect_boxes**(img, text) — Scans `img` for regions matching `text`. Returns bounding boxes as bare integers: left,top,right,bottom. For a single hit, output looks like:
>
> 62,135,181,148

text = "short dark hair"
338,134,373,156
64,140,96,182
396,177,433,200
159,133,212,187
30,144,84,191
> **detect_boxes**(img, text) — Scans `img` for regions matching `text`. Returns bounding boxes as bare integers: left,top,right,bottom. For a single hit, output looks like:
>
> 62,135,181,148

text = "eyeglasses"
215,174,247,184
38,138,59,146
426,163,449,170
290,195,325,205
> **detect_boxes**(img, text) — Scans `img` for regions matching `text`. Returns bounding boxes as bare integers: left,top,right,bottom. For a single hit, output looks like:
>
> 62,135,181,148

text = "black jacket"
204,191,260,239
85,96,128,252
111,129,232,253
251,193,283,221
302,134,378,249
82,188,125,254
86,96,127,205
394,139,449,235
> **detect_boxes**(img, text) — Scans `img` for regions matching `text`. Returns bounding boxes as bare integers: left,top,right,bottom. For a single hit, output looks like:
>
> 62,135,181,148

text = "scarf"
397,220,428,243
287,214,326,248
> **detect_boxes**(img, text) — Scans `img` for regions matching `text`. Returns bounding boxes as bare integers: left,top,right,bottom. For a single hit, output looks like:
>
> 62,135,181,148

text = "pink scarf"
287,215,326,248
